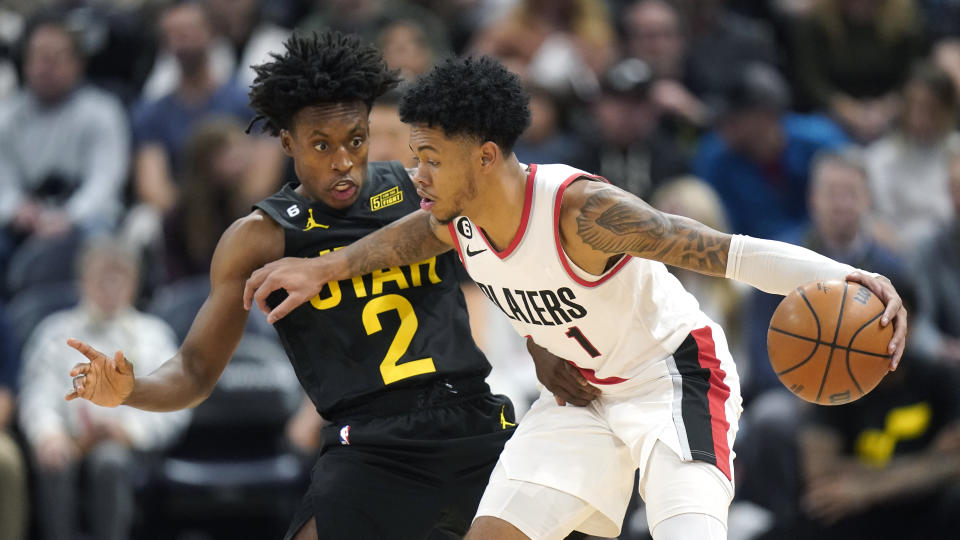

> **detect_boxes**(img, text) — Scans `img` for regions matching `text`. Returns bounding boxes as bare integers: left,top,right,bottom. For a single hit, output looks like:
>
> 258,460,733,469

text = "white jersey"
448,163,707,385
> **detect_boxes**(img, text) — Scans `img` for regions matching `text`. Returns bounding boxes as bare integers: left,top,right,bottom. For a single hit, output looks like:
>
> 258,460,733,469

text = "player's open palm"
64,338,134,407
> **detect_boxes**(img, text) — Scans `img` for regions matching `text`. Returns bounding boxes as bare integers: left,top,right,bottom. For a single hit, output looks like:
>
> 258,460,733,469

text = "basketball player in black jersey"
61,32,596,540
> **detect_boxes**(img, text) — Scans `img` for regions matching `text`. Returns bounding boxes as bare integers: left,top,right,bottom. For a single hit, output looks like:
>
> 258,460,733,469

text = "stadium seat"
138,333,306,540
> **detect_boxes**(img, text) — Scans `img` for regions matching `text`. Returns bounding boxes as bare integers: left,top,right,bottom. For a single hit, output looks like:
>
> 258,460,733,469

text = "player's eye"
314,142,328,152
351,137,365,148
412,156,420,165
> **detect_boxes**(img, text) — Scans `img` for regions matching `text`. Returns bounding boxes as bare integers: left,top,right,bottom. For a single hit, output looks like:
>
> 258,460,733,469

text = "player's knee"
465,516,530,540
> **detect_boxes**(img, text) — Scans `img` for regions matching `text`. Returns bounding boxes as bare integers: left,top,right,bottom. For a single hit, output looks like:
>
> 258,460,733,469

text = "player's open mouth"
331,180,357,200
417,188,436,211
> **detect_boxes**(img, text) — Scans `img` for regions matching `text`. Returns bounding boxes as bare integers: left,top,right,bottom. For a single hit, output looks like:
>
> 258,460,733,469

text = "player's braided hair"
247,31,401,136
399,56,531,153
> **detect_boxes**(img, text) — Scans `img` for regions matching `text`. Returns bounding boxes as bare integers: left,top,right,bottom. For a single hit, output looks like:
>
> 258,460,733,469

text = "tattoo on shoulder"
575,184,729,274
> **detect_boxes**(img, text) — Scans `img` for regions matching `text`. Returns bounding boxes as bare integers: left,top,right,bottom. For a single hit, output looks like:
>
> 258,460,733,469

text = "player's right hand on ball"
64,339,134,407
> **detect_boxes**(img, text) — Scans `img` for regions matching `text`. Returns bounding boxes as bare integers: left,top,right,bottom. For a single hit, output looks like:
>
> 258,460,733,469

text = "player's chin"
433,208,459,225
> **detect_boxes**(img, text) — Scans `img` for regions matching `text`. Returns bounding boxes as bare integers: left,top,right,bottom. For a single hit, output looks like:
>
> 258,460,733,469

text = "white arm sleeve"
725,234,861,296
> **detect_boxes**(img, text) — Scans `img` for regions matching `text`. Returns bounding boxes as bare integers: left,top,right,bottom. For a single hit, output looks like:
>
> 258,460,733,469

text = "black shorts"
284,379,516,540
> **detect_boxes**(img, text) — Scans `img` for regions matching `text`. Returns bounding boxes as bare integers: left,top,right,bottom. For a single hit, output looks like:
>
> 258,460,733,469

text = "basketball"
767,280,893,406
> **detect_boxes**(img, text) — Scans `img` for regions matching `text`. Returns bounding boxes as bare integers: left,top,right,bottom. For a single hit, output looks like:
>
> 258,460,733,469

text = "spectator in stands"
162,118,261,283
694,62,848,239
913,140,960,363
580,57,689,199
140,0,289,100
789,0,923,142
0,303,27,540
0,15,129,282
675,0,779,103
866,63,960,251
298,0,450,58
513,85,590,168
623,0,778,128
131,2,269,216
470,0,616,98
377,17,444,82
367,90,416,167
18,238,190,540
621,0,708,128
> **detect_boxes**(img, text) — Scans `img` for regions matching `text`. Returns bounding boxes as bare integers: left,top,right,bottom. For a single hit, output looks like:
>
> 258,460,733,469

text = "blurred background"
0,0,959,539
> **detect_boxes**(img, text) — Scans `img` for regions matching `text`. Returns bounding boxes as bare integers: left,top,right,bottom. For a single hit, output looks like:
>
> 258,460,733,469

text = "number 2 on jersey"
362,294,437,385
565,326,601,358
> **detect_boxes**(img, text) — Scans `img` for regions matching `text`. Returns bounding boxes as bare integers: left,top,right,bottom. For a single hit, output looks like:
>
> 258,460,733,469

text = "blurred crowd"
0,0,959,539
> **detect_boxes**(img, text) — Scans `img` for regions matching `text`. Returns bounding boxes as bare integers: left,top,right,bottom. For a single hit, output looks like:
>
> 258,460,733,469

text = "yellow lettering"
309,281,342,310
855,402,932,467
351,275,368,298
371,266,410,295
409,257,441,287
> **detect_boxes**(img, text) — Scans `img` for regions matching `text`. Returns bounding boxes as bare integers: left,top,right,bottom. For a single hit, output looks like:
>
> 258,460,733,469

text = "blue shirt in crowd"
131,81,252,176
693,114,849,239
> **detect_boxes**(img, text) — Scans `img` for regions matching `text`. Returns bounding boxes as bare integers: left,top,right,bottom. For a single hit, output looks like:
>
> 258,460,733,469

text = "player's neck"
468,159,529,252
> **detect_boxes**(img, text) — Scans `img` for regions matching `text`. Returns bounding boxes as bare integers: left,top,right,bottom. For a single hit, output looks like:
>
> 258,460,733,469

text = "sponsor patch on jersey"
370,186,403,211
339,425,351,445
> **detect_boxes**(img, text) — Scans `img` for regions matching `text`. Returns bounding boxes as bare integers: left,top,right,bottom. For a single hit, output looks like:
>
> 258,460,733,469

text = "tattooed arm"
559,180,730,276
560,179,908,368
243,209,453,322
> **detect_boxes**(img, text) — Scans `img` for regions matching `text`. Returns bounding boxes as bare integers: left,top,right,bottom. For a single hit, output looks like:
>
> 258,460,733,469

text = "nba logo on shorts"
339,425,351,445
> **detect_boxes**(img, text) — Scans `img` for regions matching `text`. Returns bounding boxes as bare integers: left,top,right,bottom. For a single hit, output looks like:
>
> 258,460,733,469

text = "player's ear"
479,141,499,169
280,130,294,157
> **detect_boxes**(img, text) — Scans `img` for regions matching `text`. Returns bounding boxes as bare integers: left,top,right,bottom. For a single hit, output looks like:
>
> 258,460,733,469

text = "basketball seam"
773,288,823,377
843,309,886,396
816,282,848,402
767,327,890,358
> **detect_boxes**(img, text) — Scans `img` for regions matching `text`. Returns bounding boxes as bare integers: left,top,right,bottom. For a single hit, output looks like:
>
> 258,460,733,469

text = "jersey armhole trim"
553,174,632,288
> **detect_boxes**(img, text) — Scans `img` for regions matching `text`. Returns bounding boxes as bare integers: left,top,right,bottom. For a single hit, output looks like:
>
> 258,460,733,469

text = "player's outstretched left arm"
559,180,907,369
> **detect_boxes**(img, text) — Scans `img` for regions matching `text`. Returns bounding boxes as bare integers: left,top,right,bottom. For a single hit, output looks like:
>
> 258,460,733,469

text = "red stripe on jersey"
690,326,732,481
552,173,632,287
567,360,627,385
476,164,537,259
447,222,465,267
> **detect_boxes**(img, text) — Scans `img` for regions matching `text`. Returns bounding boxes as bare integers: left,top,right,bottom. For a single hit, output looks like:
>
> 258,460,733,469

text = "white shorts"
475,324,742,538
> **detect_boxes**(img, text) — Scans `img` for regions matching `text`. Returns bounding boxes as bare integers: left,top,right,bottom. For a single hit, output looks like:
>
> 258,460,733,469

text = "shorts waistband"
322,376,491,424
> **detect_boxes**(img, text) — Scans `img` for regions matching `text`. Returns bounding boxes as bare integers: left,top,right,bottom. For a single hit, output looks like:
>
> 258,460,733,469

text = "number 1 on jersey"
565,326,600,358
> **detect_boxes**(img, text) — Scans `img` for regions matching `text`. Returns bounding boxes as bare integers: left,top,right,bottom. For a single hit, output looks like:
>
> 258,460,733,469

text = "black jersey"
254,161,491,417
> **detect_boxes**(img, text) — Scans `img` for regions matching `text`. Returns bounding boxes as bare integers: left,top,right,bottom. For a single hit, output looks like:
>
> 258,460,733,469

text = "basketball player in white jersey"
243,57,908,540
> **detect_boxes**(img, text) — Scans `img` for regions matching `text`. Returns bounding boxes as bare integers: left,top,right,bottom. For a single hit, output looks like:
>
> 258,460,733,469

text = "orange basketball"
767,280,893,405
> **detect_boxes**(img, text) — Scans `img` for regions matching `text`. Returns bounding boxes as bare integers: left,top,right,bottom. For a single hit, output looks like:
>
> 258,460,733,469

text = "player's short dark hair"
247,31,401,136
399,56,531,153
